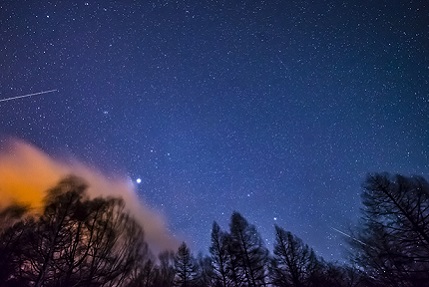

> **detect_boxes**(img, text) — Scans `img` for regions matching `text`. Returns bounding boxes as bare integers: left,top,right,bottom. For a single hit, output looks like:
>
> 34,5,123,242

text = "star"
1,0,426,263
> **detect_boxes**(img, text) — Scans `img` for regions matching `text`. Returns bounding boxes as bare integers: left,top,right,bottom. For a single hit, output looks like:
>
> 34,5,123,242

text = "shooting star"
0,89,58,103
330,226,376,249
276,54,288,70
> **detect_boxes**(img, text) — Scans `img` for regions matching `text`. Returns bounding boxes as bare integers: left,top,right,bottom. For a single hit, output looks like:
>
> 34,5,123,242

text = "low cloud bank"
0,139,179,254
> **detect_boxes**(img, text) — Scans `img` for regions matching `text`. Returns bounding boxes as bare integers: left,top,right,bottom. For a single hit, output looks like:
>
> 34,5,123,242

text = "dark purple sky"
1,0,428,261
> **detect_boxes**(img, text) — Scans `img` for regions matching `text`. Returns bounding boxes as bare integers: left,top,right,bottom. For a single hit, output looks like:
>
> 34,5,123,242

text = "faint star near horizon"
0,0,427,261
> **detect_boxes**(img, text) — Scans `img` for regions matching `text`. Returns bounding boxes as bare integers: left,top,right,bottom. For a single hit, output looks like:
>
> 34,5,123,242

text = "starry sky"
1,0,428,261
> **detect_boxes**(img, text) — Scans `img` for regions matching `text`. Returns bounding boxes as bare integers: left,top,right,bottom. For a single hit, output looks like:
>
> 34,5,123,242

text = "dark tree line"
1,173,428,286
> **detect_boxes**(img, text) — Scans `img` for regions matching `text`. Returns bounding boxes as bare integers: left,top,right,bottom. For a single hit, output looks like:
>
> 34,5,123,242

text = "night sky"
1,0,428,261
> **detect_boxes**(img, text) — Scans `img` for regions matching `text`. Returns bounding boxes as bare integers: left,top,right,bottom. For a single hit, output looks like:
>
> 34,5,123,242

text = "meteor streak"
330,226,376,249
0,89,58,103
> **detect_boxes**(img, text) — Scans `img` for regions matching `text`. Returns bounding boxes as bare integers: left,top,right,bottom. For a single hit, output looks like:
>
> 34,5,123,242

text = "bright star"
136,178,142,184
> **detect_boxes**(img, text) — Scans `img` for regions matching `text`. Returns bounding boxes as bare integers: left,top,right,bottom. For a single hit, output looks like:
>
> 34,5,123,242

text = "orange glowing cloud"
0,139,179,254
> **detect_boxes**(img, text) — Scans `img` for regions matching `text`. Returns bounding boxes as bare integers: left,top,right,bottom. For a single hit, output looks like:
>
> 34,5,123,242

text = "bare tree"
349,173,429,287
80,196,149,287
195,253,214,287
174,242,198,287
0,204,34,286
270,225,318,287
229,212,268,287
153,250,176,287
128,258,158,287
0,176,150,287
30,176,88,287
209,221,229,287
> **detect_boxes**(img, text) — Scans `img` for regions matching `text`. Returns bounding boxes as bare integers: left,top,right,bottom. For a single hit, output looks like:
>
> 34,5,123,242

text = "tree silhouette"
153,250,176,287
174,242,198,287
6,172,426,287
0,203,29,229
229,212,268,287
0,176,150,287
349,173,429,287
0,204,34,286
209,221,229,287
196,253,214,287
269,225,319,287
128,258,158,287
79,196,149,286
30,176,88,287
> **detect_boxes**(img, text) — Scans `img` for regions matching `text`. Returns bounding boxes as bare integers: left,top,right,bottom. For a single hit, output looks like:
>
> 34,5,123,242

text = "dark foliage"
0,176,150,287
349,173,429,287
269,225,319,287
1,172,428,287
209,221,229,287
229,212,269,287
174,242,198,287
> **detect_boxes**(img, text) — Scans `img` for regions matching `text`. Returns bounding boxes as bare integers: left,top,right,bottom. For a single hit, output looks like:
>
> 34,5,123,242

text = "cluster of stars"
0,0,427,261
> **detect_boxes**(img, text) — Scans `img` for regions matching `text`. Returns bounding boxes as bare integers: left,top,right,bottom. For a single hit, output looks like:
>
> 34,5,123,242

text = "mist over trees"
0,173,428,286
0,176,150,287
